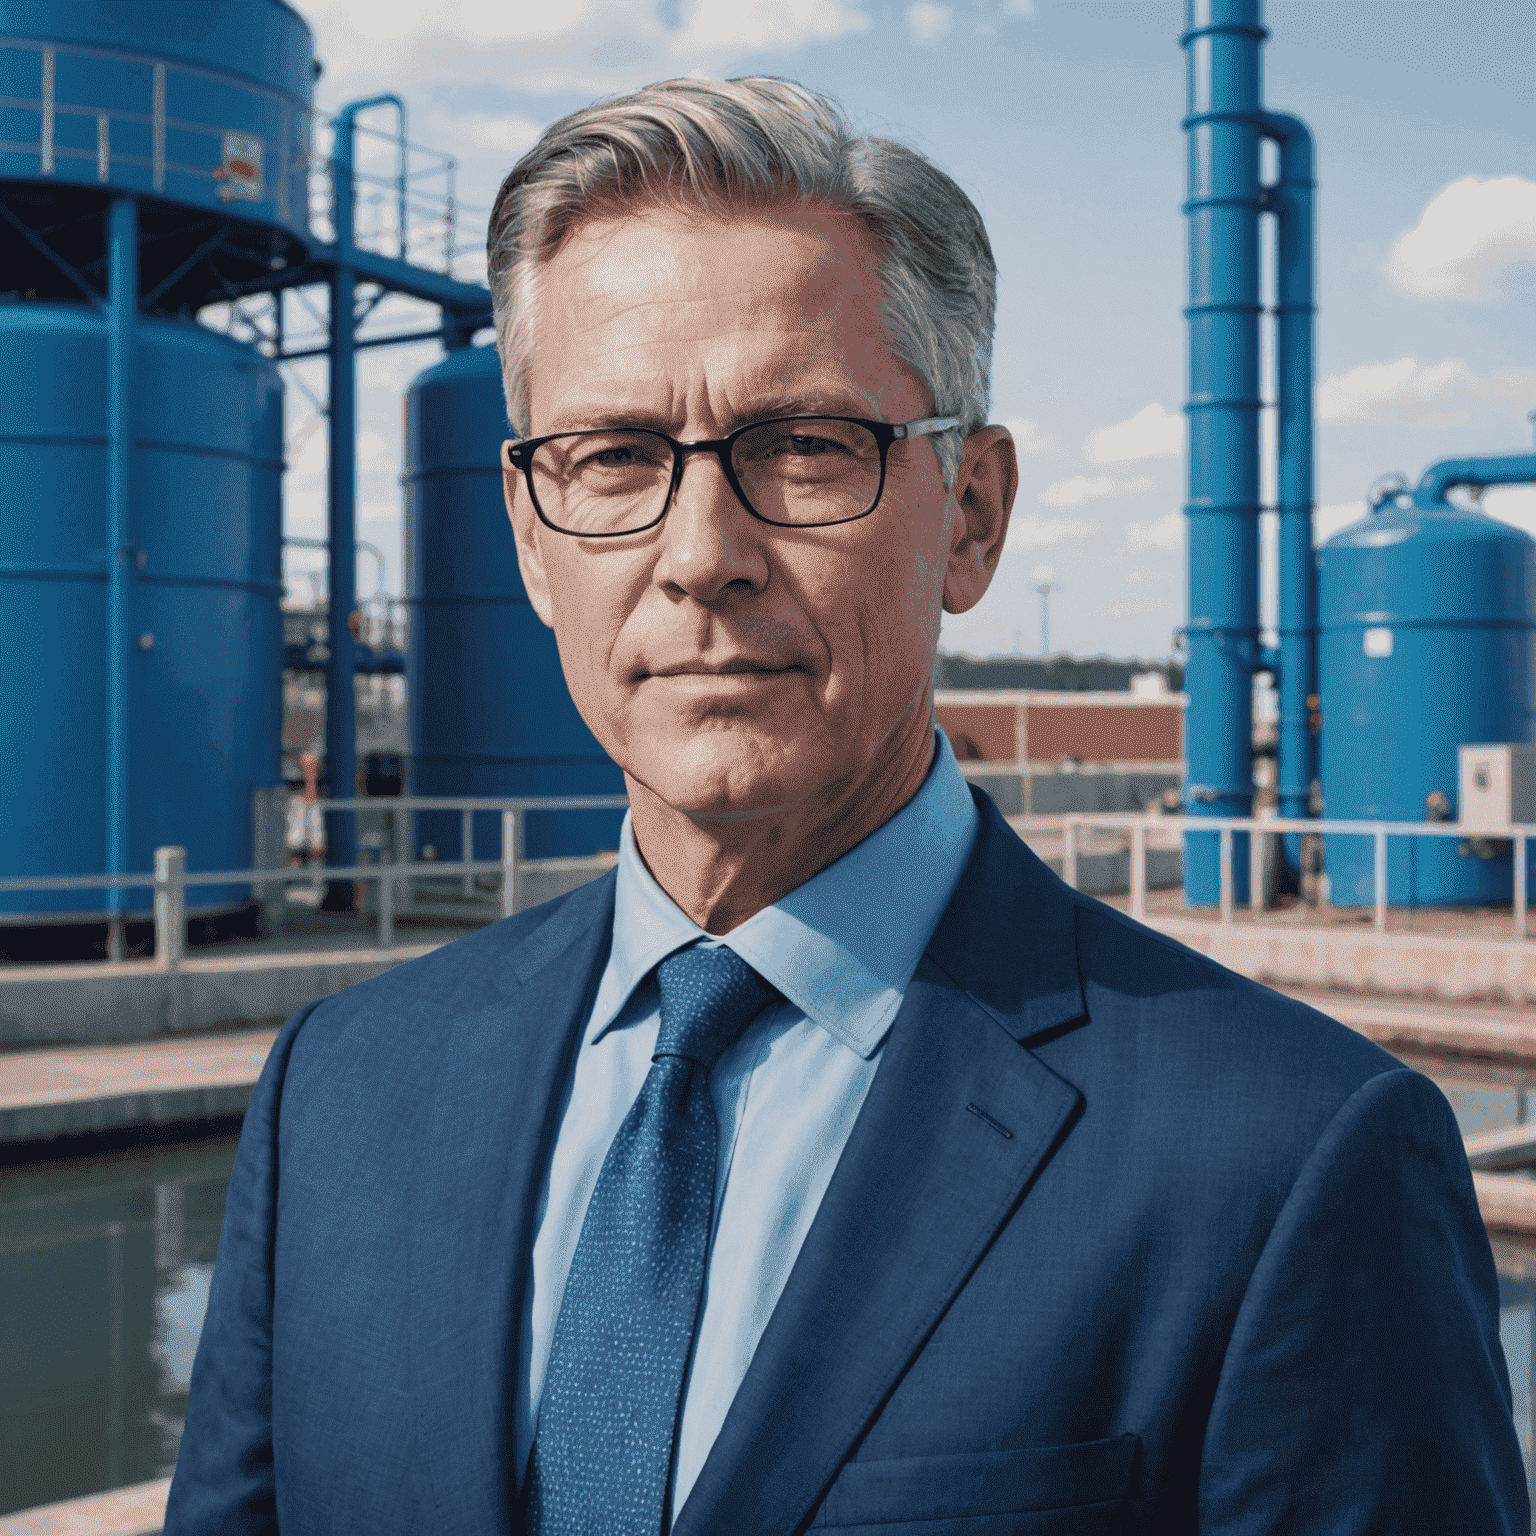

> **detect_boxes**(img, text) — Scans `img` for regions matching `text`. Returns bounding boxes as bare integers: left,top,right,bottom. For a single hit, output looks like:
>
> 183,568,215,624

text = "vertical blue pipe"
1182,0,1264,903
321,96,404,907
106,194,137,924
1260,112,1316,861
325,126,358,902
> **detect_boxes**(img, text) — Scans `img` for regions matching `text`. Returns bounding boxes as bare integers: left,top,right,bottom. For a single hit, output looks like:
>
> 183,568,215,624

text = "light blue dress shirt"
514,731,980,1517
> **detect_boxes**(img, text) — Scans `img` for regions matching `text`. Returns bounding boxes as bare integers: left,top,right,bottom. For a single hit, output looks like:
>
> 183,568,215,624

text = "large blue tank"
1318,499,1536,906
0,304,285,918
404,343,626,860
0,0,311,230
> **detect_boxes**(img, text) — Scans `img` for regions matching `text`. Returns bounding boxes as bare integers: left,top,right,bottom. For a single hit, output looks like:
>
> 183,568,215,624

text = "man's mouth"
643,659,802,679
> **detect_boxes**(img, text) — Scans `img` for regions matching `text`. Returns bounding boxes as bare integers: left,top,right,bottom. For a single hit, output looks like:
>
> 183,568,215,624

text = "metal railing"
0,36,488,283
1014,812,1534,936
9,801,1529,970
0,794,628,971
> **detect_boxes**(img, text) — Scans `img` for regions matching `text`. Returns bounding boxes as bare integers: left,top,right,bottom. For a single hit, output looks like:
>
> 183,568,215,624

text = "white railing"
8,803,1527,968
0,794,627,970
1015,812,1532,936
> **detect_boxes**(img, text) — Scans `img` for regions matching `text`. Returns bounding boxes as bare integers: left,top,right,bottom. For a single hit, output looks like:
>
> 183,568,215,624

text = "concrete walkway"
0,1028,278,1141
0,1477,169,1536
0,936,447,1048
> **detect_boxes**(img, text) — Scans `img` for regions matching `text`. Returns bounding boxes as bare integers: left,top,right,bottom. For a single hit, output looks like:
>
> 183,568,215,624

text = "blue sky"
277,0,1536,661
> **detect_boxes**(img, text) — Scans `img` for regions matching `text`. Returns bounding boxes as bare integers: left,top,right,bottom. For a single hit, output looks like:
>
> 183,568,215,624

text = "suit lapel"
674,797,1090,1536
408,874,616,1535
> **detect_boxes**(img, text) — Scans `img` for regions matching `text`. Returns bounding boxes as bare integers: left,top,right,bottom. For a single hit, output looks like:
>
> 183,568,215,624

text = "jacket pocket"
814,1433,1140,1529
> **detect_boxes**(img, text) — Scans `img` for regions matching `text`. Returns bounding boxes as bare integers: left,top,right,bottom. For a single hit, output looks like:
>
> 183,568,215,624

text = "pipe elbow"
1413,453,1536,508
1259,111,1314,180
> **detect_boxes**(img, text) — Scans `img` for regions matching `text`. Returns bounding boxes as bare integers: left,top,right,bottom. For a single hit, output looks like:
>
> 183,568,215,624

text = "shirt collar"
586,730,979,1060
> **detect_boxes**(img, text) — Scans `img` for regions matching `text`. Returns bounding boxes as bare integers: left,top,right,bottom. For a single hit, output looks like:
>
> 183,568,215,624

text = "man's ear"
503,442,556,628
942,425,1018,615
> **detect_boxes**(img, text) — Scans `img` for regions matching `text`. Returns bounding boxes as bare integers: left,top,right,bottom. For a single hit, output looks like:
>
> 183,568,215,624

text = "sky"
272,0,1536,663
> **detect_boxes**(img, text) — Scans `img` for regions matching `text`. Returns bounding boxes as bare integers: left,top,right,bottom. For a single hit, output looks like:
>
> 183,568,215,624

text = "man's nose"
652,449,770,602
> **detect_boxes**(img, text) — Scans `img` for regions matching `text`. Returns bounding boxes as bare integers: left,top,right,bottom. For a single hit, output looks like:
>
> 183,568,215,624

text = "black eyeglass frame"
502,414,962,538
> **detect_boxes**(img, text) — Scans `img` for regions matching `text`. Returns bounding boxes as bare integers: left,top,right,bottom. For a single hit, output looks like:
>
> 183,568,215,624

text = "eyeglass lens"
528,419,885,535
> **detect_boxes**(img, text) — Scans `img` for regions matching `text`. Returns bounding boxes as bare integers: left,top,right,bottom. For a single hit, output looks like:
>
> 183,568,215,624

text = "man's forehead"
540,205,885,325
527,204,900,427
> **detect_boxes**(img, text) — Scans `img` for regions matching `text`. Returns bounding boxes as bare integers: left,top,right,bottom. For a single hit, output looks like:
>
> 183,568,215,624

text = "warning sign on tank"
217,132,264,201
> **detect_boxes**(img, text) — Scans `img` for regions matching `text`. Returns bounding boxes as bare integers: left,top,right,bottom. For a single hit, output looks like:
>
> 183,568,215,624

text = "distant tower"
1033,582,1060,656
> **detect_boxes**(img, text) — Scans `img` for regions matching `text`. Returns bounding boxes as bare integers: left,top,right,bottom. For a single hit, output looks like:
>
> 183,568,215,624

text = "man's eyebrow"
542,393,882,437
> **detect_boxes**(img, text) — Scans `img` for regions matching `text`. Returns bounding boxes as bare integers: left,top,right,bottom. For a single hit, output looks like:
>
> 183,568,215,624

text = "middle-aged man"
167,77,1527,1534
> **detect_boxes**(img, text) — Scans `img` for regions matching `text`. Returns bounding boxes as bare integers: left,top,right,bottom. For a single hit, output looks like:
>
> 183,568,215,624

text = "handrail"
8,801,1533,960
1033,811,1532,937
0,34,487,280
0,794,630,969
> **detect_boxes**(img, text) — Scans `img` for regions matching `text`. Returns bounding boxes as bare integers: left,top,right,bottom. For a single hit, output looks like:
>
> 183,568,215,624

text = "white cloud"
1127,511,1182,549
1313,501,1365,544
1004,417,1055,455
307,0,872,99
1124,568,1151,586
1484,485,1536,539
1040,474,1153,508
1384,175,1536,302
1030,563,1056,581
1085,402,1183,464
1316,356,1536,427
1003,0,1037,13
438,110,545,159
1006,514,1095,550
907,3,952,41
357,430,395,470
1086,595,1167,620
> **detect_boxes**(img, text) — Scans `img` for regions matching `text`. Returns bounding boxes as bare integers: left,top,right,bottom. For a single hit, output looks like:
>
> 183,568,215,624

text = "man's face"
505,203,1008,826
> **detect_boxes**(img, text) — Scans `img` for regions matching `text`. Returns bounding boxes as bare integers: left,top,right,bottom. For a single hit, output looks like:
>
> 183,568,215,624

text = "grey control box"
1458,744,1536,831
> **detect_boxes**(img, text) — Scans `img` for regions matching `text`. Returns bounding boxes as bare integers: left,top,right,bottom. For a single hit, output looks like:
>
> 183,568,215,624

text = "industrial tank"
0,0,312,254
1318,498,1536,905
403,343,626,860
0,304,285,919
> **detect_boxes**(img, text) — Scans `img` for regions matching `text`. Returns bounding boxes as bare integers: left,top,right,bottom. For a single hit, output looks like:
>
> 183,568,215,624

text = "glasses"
503,414,961,538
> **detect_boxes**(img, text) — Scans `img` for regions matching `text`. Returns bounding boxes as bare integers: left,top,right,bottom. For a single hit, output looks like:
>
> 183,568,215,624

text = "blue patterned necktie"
524,944,778,1535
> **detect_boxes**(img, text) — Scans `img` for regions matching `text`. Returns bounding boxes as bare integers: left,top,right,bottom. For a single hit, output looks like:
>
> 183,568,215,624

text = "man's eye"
574,440,663,472
780,435,845,457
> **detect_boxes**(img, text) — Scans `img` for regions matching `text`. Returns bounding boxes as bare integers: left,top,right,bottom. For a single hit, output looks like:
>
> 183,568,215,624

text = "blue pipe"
1259,111,1317,857
1182,0,1265,903
1412,455,1536,509
320,101,406,902
106,194,137,935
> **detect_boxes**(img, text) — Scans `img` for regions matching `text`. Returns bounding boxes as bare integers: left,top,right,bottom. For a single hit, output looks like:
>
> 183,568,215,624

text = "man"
167,78,1526,1533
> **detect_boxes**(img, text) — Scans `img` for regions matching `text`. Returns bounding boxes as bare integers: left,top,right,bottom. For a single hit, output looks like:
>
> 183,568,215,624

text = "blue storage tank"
0,0,312,233
1318,498,1536,905
403,343,626,860
0,303,284,919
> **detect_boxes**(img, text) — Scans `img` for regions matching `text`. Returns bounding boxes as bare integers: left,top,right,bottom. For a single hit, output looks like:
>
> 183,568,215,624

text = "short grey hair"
485,77,996,487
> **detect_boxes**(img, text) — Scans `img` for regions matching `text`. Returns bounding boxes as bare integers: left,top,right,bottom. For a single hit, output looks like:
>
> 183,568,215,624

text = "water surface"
6,1071,1536,1519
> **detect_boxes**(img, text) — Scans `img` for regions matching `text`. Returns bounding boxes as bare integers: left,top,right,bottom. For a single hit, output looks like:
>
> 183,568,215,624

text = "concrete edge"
1147,915,1536,1008
0,1084,256,1143
1474,1172,1536,1235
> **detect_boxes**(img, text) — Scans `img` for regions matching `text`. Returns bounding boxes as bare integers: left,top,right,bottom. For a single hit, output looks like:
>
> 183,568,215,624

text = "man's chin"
621,738,824,826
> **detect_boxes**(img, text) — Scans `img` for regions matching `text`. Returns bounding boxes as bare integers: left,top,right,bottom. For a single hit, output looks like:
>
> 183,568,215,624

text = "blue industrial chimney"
1181,0,1316,904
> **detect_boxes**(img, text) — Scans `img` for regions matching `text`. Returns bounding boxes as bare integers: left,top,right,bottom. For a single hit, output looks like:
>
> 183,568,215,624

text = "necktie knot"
655,945,777,1071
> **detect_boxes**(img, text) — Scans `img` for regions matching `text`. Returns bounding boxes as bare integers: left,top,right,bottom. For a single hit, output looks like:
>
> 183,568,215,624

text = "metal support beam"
323,125,361,908
324,259,358,904
0,196,105,307
106,194,138,956
277,324,462,361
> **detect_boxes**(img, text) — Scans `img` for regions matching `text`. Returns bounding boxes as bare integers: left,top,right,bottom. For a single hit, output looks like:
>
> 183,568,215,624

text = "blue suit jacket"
166,791,1528,1533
